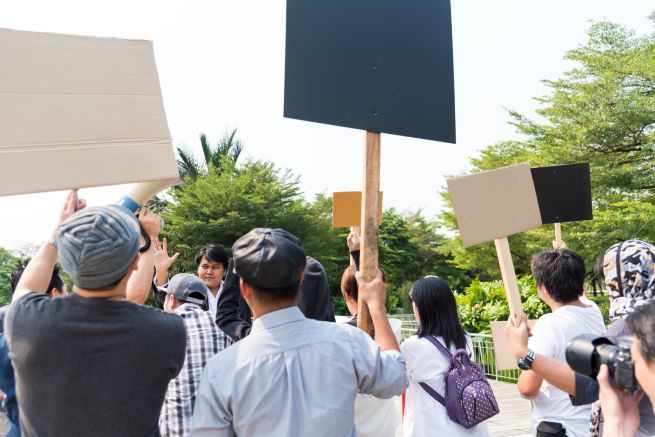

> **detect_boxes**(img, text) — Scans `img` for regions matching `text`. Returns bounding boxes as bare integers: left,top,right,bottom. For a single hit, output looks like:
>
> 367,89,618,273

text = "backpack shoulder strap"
419,381,445,406
418,335,452,407
423,335,453,360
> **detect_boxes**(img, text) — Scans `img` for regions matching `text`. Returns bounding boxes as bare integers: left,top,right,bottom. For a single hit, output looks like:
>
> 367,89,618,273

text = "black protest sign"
284,0,455,143
530,163,593,224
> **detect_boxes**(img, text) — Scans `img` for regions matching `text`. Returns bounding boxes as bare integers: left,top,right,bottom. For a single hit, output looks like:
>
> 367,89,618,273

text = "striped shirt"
160,304,231,437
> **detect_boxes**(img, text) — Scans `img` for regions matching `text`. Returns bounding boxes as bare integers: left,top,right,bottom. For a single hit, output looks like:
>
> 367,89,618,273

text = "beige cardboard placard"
446,163,542,247
489,319,537,371
332,191,383,228
0,28,179,196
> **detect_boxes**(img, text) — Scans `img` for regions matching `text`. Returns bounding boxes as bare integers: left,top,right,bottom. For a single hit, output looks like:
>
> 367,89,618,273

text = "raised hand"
154,238,180,272
347,230,361,252
138,208,163,239
57,190,87,227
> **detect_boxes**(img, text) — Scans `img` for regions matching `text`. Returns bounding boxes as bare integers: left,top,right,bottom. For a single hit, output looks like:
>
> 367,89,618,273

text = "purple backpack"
419,335,499,429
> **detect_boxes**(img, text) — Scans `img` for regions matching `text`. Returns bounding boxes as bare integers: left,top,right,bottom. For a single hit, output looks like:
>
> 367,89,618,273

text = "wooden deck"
394,380,533,436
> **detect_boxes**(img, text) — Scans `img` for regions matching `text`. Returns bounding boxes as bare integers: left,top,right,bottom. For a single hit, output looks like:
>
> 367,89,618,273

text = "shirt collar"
251,306,305,333
207,281,224,302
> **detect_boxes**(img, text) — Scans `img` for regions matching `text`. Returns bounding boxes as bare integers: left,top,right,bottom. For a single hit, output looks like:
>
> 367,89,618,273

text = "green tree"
161,159,346,278
440,15,655,276
177,128,244,181
0,247,18,305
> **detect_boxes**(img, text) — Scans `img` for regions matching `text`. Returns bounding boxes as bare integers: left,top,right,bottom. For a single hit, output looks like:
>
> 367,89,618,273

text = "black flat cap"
233,228,307,289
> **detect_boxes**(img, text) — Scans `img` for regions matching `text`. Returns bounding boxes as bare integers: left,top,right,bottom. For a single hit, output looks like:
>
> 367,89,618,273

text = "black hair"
195,244,229,270
249,282,300,304
586,254,606,296
409,276,468,350
627,300,655,363
341,265,358,301
87,275,124,291
11,260,65,296
340,266,386,302
531,249,585,303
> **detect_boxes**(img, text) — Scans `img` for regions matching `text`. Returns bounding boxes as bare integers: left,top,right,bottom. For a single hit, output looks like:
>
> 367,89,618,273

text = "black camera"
565,334,639,393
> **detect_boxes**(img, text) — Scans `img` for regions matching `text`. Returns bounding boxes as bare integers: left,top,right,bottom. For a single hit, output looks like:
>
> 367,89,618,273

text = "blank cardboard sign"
490,320,537,371
0,28,179,197
447,164,542,247
531,163,593,224
332,192,383,228
284,0,455,143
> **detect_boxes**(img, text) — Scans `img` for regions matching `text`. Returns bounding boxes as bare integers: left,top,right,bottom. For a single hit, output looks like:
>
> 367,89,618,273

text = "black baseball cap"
165,273,208,306
232,228,306,289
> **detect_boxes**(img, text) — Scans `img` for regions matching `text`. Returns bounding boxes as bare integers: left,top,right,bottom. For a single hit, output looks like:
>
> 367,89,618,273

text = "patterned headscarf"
603,239,655,321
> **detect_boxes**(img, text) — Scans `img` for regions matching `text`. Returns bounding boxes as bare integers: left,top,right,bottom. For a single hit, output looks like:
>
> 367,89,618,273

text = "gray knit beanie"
57,205,140,290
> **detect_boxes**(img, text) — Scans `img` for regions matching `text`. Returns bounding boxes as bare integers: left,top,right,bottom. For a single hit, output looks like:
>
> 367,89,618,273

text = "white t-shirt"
528,302,605,437
335,316,402,437
401,334,489,437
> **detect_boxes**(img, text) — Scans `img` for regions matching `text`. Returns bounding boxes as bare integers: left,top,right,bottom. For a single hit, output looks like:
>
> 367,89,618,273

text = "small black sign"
530,163,593,224
284,0,456,143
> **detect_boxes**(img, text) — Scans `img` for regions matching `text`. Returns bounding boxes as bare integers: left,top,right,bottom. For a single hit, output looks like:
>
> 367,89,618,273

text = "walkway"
487,380,533,436
394,380,532,436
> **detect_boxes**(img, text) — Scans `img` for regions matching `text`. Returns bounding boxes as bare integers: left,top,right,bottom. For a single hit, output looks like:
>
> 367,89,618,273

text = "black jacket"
215,256,335,342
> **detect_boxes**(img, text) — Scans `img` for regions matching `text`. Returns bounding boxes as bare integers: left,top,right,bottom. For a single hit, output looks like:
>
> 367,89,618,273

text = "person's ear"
164,294,176,312
240,279,252,300
341,290,352,304
130,253,141,271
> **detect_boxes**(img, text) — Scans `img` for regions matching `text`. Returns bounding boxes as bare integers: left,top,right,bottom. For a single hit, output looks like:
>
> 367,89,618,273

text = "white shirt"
191,307,408,437
336,316,402,437
528,302,606,437
206,281,223,316
401,334,489,437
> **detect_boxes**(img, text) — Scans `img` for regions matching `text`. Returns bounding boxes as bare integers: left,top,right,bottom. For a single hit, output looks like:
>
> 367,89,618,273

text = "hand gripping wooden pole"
350,226,360,267
358,131,381,337
494,237,525,324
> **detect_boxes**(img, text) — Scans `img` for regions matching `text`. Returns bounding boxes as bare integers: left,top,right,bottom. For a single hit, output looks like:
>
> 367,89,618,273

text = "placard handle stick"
554,223,563,248
494,237,524,324
358,131,381,337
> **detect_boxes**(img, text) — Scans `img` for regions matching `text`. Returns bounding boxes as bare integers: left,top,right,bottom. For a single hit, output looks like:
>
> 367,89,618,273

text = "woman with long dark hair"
401,276,489,436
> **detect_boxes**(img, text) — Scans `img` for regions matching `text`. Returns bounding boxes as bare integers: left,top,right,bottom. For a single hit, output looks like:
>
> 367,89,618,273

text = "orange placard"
332,191,383,228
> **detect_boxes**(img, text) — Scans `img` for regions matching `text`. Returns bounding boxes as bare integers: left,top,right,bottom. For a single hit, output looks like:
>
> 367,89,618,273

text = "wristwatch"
45,237,57,248
517,349,535,370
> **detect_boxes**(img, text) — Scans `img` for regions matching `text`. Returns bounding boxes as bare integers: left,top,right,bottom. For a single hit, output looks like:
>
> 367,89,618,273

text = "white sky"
0,0,653,250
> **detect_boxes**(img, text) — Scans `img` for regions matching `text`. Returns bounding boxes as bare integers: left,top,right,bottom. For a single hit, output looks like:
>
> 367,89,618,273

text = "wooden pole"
494,237,524,324
554,223,562,248
358,131,381,337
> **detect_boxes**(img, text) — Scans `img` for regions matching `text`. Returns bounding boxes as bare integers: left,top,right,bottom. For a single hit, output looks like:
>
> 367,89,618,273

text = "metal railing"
397,314,520,383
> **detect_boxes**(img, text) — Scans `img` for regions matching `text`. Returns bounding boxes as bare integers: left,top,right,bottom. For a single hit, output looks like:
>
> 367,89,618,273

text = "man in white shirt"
191,228,408,436
510,249,605,437
154,242,229,316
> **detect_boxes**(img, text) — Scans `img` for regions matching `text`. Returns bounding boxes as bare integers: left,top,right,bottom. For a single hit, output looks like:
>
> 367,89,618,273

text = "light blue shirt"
191,306,407,437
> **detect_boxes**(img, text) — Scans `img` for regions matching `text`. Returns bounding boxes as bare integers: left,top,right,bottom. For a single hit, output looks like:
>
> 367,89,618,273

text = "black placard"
530,163,593,224
284,0,456,143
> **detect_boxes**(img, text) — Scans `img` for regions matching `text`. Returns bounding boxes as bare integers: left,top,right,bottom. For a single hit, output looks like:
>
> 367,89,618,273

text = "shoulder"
11,292,50,308
401,335,435,356
606,318,630,340
7,292,56,321
400,335,421,351
136,305,185,337
533,312,556,331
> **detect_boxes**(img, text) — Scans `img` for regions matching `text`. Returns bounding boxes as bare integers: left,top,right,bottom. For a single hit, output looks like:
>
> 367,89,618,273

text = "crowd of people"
1,191,654,437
